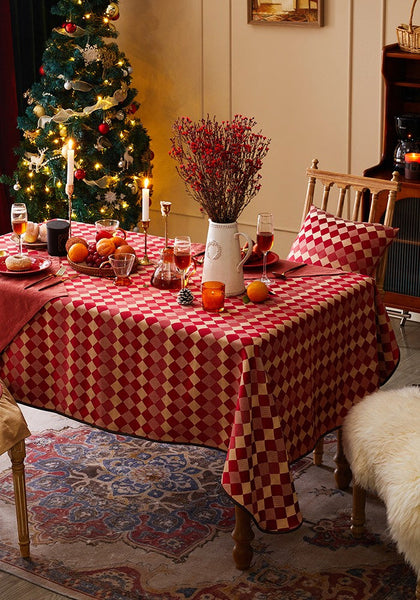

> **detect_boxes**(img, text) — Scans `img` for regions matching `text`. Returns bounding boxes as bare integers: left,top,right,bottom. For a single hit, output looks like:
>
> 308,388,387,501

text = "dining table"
0,222,400,569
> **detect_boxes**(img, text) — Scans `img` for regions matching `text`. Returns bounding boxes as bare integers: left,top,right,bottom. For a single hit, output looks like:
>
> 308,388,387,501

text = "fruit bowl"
67,257,138,278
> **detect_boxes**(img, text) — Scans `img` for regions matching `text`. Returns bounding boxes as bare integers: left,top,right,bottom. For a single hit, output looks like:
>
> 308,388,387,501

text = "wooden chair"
298,159,401,488
0,380,31,558
302,158,401,296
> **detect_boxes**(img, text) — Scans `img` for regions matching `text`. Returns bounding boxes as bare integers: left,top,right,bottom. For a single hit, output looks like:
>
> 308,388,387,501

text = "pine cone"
177,288,194,306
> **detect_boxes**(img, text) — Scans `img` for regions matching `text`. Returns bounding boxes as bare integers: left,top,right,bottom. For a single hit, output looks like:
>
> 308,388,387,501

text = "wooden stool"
342,386,420,599
0,380,31,558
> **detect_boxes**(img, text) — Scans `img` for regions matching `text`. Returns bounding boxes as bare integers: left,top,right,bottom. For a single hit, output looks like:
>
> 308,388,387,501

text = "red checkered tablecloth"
0,223,399,532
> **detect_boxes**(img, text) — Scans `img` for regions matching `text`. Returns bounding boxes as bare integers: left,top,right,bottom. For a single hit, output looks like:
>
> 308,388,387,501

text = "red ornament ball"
98,122,110,135
65,22,77,34
74,169,86,180
128,103,138,114
39,65,45,76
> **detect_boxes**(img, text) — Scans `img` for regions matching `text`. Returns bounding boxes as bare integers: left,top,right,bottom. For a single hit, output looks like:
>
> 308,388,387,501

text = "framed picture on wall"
248,0,323,27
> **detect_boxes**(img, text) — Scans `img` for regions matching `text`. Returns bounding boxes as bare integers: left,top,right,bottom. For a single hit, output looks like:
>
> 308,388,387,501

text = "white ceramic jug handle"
235,232,253,272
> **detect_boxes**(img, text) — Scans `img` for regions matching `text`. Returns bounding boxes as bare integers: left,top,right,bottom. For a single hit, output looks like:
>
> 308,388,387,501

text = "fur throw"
342,386,420,577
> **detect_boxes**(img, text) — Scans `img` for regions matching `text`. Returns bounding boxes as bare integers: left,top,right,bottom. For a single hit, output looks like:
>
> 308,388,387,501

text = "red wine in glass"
174,236,192,288
256,213,274,284
174,252,191,271
257,232,274,253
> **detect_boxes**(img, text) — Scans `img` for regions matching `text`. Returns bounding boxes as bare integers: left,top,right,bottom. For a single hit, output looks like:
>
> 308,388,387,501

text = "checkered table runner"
0,223,399,532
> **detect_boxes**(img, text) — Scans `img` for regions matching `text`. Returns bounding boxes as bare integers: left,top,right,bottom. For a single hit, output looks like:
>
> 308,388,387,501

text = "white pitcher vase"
201,220,253,297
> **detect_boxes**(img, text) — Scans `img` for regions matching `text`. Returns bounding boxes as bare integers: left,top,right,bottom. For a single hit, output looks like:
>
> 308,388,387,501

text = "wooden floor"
0,316,419,600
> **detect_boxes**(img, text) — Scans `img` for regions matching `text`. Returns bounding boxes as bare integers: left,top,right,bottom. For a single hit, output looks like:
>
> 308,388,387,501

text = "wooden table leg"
232,505,254,570
313,438,324,465
333,429,352,490
351,483,366,538
8,439,30,559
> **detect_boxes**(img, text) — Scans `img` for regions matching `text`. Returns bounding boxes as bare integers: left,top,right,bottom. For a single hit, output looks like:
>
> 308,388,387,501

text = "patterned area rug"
0,417,416,600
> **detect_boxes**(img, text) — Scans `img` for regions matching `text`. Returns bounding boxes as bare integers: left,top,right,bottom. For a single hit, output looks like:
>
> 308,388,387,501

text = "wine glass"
257,212,274,285
11,203,28,257
174,236,191,289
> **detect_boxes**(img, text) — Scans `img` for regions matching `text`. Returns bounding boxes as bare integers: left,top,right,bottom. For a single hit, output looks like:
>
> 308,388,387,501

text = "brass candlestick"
65,183,74,237
140,219,153,265
160,201,172,248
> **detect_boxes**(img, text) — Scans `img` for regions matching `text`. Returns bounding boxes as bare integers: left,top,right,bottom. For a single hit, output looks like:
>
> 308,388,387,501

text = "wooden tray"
67,256,138,278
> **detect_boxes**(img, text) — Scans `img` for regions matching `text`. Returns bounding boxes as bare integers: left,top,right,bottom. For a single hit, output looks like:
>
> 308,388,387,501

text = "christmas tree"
1,0,152,230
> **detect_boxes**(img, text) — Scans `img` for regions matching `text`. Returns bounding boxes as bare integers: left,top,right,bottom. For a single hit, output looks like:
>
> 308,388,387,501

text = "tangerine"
246,281,269,303
112,236,126,248
115,244,136,257
68,242,89,263
65,236,88,253
96,237,116,256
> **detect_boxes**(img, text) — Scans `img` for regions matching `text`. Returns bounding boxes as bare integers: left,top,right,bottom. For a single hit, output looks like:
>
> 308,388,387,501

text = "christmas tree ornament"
33,105,45,118
129,180,138,194
13,182,21,191
127,66,133,74
24,90,35,105
71,80,93,92
98,122,110,134
106,3,120,20
64,80,72,90
116,110,125,120
128,103,138,114
80,43,100,65
65,22,77,34
39,65,45,76
118,158,125,169
75,168,86,180
177,288,194,306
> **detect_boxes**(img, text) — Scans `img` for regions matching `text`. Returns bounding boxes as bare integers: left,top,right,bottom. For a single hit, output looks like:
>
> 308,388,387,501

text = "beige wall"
117,0,412,257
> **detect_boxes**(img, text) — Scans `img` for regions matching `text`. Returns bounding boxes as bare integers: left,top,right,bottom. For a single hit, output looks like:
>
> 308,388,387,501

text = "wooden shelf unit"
364,44,420,315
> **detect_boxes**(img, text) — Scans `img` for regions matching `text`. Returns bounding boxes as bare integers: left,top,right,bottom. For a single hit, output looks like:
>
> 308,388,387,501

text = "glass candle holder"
202,281,225,312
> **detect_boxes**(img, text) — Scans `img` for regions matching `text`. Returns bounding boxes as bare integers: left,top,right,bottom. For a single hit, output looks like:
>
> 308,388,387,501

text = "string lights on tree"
1,0,153,229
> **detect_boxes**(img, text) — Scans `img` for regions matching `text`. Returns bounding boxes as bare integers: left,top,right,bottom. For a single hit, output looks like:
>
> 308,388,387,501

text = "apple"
96,230,113,242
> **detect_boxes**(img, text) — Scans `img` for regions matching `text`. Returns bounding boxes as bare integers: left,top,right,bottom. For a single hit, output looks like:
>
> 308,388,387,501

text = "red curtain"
0,2,19,234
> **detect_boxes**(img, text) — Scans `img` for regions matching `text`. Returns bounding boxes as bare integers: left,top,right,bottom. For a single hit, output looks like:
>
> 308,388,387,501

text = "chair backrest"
302,158,401,292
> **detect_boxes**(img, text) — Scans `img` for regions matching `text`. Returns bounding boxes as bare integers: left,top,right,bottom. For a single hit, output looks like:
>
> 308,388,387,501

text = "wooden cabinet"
364,44,420,315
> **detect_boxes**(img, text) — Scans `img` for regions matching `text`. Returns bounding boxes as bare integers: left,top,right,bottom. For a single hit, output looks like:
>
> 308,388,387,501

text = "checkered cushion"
287,206,398,276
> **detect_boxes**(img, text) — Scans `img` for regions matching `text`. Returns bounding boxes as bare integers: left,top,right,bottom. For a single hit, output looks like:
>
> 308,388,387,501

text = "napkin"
272,260,346,279
0,257,68,353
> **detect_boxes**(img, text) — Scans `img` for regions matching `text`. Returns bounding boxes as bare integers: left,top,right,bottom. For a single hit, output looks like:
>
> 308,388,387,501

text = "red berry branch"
169,115,270,223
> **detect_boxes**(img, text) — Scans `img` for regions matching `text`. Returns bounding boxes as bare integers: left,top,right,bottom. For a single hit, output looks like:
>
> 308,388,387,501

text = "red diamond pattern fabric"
0,223,399,533
287,205,398,276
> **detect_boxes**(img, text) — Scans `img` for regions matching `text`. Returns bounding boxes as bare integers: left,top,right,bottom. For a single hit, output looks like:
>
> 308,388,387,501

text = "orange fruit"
246,281,269,303
114,244,136,257
68,242,89,263
96,237,116,257
112,236,126,248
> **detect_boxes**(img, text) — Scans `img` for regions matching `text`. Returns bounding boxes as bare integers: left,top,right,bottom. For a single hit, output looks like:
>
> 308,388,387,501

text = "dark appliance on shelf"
393,114,420,172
